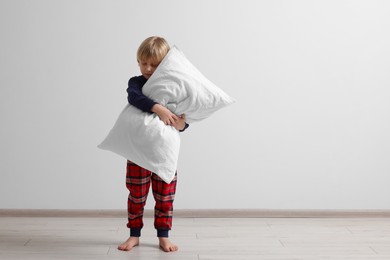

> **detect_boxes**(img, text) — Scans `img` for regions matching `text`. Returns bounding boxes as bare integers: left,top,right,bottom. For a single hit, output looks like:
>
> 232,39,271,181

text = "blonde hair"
137,36,170,64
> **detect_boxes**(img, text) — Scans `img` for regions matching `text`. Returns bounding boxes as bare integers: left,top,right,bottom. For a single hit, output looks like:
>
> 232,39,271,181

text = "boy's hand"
152,104,179,125
172,114,186,131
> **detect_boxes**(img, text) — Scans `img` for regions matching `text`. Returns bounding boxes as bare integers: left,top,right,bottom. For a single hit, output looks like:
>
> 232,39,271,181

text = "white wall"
1,0,389,210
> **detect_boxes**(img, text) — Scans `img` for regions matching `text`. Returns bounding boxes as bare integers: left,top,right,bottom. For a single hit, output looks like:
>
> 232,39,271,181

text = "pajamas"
126,160,177,237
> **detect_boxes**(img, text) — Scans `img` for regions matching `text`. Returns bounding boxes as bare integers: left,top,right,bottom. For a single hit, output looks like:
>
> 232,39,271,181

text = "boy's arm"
150,104,180,125
127,76,179,125
127,77,157,112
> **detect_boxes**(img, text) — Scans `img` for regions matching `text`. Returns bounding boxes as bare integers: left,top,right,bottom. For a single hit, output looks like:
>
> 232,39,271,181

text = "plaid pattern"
126,160,177,231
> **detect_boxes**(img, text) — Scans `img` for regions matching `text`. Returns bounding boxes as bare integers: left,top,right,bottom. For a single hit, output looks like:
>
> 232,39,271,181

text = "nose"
146,66,153,72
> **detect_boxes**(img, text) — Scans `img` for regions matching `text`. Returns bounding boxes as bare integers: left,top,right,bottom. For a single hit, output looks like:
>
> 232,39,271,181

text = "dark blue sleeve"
179,123,190,132
127,76,157,113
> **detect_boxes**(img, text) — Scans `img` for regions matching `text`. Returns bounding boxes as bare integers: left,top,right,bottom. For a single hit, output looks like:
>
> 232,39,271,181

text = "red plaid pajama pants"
126,160,177,237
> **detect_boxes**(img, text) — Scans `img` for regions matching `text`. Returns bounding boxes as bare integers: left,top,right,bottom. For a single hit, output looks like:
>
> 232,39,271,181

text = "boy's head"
137,36,170,79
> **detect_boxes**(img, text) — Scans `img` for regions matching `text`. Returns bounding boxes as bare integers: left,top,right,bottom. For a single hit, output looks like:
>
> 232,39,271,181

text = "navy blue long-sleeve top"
127,75,189,131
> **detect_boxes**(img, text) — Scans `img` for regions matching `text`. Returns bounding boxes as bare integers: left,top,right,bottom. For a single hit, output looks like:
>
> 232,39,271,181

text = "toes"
118,243,133,251
119,245,130,251
167,245,178,252
159,239,178,252
161,245,170,252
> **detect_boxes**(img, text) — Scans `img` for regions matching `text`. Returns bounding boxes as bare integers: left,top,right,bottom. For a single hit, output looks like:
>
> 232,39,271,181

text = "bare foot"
159,237,178,252
117,236,139,251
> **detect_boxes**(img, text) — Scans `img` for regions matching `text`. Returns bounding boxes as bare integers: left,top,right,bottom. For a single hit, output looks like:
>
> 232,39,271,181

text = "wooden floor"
1,216,390,259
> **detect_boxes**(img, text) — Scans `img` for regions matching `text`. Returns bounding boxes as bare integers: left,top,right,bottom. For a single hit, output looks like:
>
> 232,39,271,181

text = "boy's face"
138,59,160,79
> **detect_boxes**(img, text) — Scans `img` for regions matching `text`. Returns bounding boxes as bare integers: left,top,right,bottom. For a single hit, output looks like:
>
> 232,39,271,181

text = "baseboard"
1,209,390,218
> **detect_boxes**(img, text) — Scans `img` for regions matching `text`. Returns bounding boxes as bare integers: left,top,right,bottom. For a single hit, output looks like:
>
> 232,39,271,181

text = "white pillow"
142,46,235,123
98,46,234,183
98,105,180,183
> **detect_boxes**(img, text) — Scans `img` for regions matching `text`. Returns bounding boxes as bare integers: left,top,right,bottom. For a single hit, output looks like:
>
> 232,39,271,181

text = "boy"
118,36,188,252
